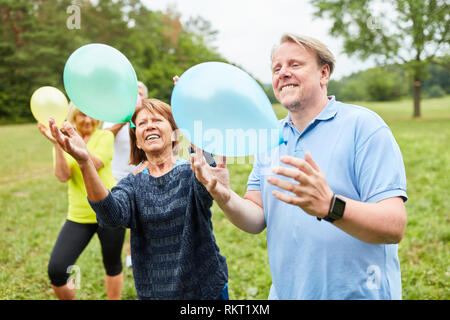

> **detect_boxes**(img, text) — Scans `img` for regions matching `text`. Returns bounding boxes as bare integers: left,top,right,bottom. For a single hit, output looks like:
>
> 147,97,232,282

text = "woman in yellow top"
38,103,125,300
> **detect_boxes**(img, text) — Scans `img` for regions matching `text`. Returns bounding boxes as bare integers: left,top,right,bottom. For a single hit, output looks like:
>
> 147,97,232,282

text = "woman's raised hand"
38,123,57,144
49,118,90,163
190,147,231,205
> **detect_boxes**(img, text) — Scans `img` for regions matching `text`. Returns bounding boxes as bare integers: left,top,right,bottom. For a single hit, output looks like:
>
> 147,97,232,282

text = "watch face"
333,197,346,217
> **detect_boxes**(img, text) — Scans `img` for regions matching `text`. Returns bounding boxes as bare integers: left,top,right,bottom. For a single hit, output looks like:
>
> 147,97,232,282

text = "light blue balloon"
63,43,137,123
171,62,284,157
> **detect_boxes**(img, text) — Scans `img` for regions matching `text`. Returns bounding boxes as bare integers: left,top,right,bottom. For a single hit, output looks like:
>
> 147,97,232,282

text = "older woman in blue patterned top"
48,98,228,299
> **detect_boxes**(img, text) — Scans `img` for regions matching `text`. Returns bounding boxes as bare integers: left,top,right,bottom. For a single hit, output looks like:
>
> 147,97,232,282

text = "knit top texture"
89,163,228,299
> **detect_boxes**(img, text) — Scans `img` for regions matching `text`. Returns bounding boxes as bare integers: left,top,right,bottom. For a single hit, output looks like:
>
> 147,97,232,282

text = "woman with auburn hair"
38,103,125,300
47,98,228,300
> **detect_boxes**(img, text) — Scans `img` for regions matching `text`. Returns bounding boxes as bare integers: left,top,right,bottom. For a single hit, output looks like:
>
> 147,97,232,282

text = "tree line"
0,0,227,124
1,0,448,123
328,58,450,102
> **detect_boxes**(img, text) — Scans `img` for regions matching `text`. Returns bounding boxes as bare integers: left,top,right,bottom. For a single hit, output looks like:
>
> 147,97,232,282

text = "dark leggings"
48,219,125,287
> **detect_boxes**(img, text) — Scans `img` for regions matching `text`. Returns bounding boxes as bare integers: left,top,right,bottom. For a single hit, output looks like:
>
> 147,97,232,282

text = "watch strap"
317,194,345,223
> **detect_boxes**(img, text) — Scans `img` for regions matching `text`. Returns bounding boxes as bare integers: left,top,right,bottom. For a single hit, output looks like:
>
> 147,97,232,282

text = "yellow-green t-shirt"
54,129,117,224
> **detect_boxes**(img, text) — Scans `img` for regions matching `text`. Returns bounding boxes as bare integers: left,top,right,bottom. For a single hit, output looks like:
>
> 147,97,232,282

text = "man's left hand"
267,151,334,219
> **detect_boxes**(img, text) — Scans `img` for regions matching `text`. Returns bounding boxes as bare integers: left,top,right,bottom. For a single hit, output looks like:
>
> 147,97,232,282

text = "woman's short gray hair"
271,33,336,75
137,81,148,98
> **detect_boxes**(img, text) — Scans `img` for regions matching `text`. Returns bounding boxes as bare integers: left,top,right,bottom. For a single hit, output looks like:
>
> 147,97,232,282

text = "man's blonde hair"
272,33,335,75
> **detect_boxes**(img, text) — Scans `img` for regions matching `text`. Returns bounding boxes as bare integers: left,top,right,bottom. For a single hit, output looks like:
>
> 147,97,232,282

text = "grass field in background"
0,96,448,299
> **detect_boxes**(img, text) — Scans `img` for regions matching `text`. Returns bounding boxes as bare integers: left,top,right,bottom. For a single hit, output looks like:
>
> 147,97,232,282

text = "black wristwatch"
317,194,346,223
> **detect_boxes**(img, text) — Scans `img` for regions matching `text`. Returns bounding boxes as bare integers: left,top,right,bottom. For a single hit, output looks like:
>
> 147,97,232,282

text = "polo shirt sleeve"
247,155,262,191
355,126,407,203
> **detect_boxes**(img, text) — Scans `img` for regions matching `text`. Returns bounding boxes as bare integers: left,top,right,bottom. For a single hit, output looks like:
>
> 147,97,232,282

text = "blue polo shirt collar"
281,96,337,136
316,95,337,120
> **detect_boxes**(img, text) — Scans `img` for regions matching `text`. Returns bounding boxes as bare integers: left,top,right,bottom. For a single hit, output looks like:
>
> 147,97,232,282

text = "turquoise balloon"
63,43,137,123
171,62,283,157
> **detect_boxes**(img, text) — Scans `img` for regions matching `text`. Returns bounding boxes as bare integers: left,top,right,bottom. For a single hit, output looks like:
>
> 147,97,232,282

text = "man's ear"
320,63,331,87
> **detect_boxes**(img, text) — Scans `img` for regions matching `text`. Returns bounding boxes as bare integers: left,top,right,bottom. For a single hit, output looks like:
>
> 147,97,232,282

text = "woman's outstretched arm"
49,118,108,202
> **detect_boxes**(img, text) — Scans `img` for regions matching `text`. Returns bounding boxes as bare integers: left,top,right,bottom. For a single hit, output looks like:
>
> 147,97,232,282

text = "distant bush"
422,62,450,95
426,85,446,98
327,79,342,98
362,67,409,101
335,65,418,102
339,79,367,101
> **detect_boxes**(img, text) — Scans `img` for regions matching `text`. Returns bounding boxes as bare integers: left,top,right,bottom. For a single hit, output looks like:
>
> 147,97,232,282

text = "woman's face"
134,108,174,155
74,112,97,137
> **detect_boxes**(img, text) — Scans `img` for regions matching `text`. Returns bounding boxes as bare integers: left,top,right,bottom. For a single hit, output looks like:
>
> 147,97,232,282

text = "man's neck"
288,94,330,134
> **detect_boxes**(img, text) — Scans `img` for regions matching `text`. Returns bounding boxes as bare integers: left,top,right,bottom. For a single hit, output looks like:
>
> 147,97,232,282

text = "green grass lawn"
0,96,449,299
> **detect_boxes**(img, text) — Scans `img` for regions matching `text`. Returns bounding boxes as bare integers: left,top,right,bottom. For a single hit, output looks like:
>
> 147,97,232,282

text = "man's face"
271,41,328,110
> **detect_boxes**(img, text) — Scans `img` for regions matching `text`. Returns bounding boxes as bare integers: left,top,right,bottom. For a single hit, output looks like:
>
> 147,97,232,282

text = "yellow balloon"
30,86,69,127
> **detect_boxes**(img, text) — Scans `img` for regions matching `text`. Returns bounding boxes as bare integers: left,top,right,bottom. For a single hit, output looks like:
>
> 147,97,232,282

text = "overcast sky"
142,0,374,84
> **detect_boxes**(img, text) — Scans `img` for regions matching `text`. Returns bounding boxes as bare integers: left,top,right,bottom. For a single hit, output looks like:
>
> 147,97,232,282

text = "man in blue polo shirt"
190,33,407,299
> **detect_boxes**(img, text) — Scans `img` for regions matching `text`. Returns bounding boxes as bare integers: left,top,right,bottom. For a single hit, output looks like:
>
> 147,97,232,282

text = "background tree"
311,0,449,117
